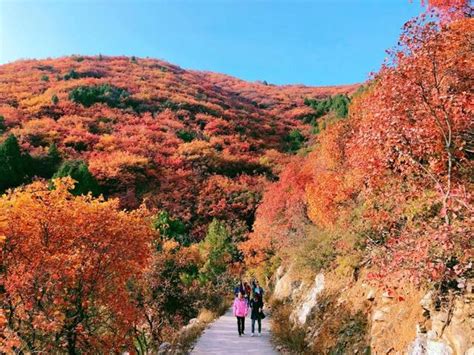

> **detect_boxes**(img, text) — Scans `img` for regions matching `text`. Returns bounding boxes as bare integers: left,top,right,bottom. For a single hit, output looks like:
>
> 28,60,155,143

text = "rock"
367,289,376,301
158,342,171,355
426,340,453,355
408,334,427,355
189,318,199,325
291,273,325,325
466,347,474,355
372,310,387,322
274,265,298,300
420,291,434,311
427,330,438,339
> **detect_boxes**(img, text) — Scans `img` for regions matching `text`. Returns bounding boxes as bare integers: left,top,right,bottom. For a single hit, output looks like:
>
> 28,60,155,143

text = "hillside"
0,56,355,240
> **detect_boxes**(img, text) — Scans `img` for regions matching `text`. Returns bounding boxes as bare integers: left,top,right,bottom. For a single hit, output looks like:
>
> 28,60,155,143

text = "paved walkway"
191,309,278,355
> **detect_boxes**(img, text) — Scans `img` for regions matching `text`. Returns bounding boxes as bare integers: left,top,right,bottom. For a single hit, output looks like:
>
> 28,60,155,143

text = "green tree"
51,94,59,105
0,115,6,132
0,135,30,191
285,129,306,153
52,160,100,196
199,219,233,282
152,210,189,245
304,94,350,119
33,143,62,178
69,84,130,108
176,129,196,143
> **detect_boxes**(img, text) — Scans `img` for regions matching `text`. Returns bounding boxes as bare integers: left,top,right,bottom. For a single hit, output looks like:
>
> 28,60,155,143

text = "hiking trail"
191,308,278,354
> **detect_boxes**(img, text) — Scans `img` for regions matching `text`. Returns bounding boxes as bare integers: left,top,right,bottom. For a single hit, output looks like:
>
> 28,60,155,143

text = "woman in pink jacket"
233,291,249,336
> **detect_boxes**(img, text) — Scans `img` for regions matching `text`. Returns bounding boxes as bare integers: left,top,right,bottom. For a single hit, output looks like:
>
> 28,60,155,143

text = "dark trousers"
236,316,245,335
252,318,261,333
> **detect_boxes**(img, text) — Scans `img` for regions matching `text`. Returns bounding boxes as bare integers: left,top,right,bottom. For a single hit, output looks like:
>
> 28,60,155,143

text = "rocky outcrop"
291,273,325,325
270,263,473,354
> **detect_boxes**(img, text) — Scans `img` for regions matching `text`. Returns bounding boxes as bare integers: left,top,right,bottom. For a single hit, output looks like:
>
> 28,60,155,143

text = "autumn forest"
0,0,473,353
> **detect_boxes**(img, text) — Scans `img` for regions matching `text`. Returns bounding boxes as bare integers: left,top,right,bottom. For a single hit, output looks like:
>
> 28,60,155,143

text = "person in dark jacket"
249,292,264,337
234,279,245,297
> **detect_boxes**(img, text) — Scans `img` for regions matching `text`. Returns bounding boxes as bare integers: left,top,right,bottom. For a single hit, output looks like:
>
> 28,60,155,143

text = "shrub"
52,160,100,196
51,94,59,105
69,84,130,108
271,299,308,353
177,129,196,142
0,135,31,191
304,94,350,119
0,115,6,132
199,219,234,283
152,210,189,245
284,129,306,153
40,75,49,82
32,143,62,178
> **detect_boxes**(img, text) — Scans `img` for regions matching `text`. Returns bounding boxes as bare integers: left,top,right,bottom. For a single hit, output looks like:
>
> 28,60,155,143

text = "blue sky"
0,0,424,85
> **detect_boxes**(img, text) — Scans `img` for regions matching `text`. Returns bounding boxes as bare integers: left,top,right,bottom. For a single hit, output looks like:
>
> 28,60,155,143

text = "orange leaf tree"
0,178,153,353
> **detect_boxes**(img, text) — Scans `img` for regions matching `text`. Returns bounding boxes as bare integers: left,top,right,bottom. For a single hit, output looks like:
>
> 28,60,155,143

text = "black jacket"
249,298,264,320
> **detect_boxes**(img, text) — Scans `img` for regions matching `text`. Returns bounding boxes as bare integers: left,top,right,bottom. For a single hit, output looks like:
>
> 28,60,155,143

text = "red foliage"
0,56,356,242
245,14,473,286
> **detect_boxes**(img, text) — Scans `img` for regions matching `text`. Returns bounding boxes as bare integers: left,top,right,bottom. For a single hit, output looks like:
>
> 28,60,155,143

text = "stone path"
191,309,278,355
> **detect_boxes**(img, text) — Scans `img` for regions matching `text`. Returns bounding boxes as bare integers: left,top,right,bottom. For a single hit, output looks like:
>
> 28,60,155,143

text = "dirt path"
191,309,278,354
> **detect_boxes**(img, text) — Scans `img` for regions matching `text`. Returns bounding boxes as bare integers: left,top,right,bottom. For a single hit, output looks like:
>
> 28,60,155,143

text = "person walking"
234,279,245,297
253,280,264,299
243,281,251,301
249,293,264,337
233,291,248,336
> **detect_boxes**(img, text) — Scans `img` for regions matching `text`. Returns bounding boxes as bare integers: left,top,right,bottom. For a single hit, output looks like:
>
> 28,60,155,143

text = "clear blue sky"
0,0,424,85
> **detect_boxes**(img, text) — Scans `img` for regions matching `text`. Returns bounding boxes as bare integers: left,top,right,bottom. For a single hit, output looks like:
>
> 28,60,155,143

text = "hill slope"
0,55,356,240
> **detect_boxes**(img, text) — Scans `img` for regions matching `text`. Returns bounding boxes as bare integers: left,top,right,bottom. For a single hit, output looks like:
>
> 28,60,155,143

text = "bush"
32,143,62,178
284,129,306,153
199,219,234,283
40,75,49,82
69,84,130,108
304,94,350,119
271,299,308,353
52,160,100,196
152,210,189,245
177,129,196,142
0,115,6,132
0,135,31,191
51,94,59,105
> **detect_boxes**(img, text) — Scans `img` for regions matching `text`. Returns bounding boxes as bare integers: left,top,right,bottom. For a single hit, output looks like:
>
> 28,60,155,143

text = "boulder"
274,265,298,300
291,273,325,325
420,291,434,311
367,289,376,301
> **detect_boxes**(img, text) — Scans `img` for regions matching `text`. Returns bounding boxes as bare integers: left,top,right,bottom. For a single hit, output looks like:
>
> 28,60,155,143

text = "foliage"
51,94,59,105
245,14,473,287
52,160,100,196
0,178,153,353
152,210,189,245
0,115,5,132
32,143,62,178
176,129,196,142
304,94,350,119
0,55,355,244
69,84,130,108
284,129,306,153
0,135,30,191
199,219,234,283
